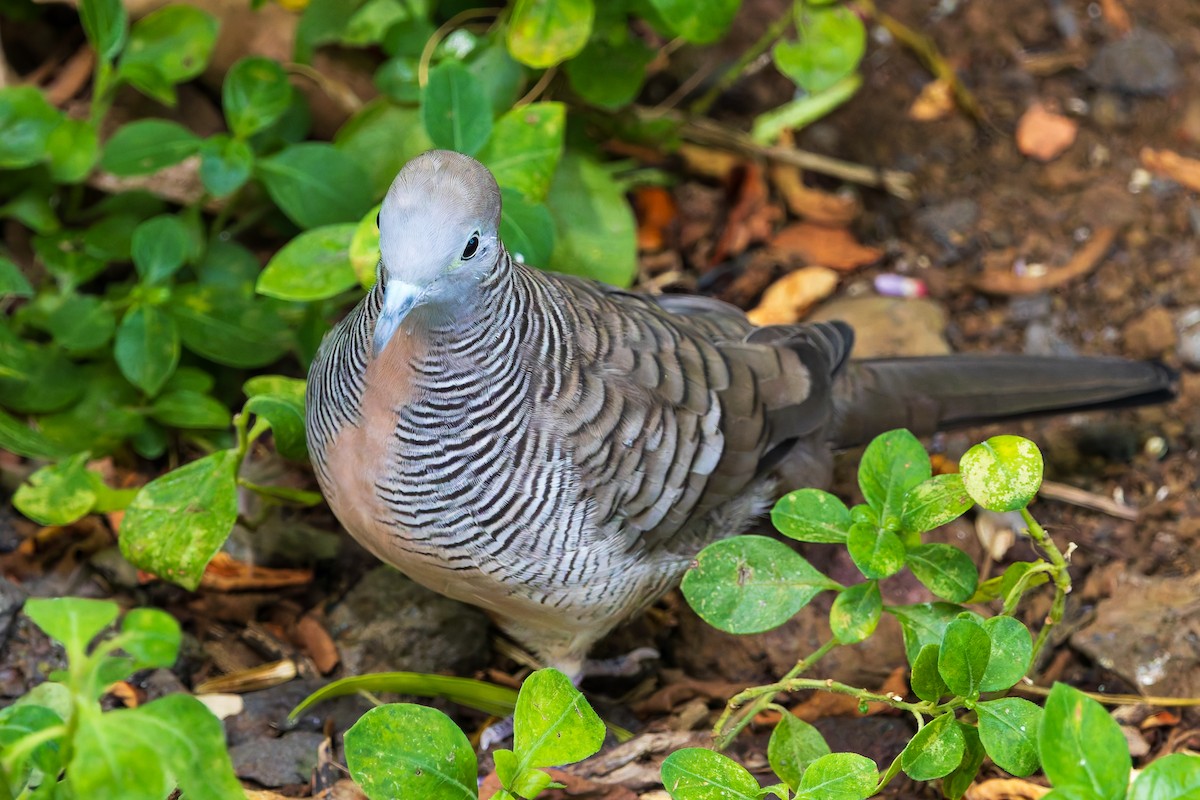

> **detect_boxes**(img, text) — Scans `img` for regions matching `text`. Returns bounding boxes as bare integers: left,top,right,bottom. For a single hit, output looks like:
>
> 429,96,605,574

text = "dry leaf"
295,613,340,674
1100,0,1132,35
965,778,1051,799
678,143,740,181
908,78,956,121
198,552,314,591
711,163,781,265
768,162,860,226
790,666,908,721
746,266,839,325
770,222,882,271
194,659,297,694
972,227,1115,295
1140,147,1200,192
1016,103,1078,162
634,186,677,252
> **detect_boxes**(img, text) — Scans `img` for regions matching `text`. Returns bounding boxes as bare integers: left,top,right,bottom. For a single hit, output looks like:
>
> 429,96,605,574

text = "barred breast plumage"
307,150,1175,676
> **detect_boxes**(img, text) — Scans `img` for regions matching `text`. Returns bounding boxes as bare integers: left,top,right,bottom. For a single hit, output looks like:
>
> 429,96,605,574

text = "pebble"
1087,29,1181,96
228,731,326,787
915,198,980,253
1175,306,1200,368
1122,307,1177,359
810,296,951,357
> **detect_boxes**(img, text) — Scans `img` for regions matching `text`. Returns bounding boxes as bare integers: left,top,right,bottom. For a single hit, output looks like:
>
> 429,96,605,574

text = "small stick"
1039,479,1139,521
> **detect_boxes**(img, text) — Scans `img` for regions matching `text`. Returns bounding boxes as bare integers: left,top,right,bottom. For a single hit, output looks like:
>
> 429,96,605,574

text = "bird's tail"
830,355,1177,448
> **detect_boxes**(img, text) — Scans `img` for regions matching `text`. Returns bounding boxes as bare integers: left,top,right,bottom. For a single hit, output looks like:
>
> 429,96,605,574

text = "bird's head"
374,149,503,355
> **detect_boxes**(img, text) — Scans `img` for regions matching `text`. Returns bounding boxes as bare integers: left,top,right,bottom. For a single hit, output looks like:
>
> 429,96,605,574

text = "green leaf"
0,256,33,298
115,305,180,396
500,190,555,268
960,435,1044,512
979,615,1033,692
901,712,964,780
257,223,357,301
0,86,61,169
335,100,432,198
130,694,243,799
645,0,737,43
132,215,190,284
910,643,948,703
34,368,144,455
565,31,654,109
244,375,308,460
906,544,978,603
79,0,127,61
374,56,421,104
546,152,637,286
858,429,931,527
0,703,64,781
943,723,986,800
0,326,84,412
681,535,835,634
1039,683,1128,796
477,102,566,203
118,449,240,590
349,203,381,287
773,5,866,93
24,597,118,661
796,752,878,800
846,522,906,579
149,390,232,430
889,603,965,665
901,473,973,534
506,0,593,68
172,282,291,368
13,451,98,526
979,697,1043,777
938,618,991,698
513,668,605,769
421,61,493,155
199,134,253,197
1129,753,1200,800
345,704,477,800
258,143,374,229
661,748,760,799
290,672,519,721
118,5,219,105
119,608,181,669
468,37,526,114
773,487,851,543
101,120,202,176
829,580,881,644
46,117,100,183
32,230,107,289
223,56,292,138
46,293,116,353
768,716,830,791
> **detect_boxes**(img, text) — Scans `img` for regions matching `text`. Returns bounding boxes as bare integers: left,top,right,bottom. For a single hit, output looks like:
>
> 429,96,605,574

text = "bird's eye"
462,233,480,260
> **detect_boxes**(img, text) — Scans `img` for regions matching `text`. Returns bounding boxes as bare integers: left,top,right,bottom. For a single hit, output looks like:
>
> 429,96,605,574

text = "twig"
418,6,503,88
1014,681,1200,707
1039,479,1139,521
690,10,795,116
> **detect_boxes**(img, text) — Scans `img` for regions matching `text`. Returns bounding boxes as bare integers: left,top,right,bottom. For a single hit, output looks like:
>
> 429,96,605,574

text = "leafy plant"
0,597,241,799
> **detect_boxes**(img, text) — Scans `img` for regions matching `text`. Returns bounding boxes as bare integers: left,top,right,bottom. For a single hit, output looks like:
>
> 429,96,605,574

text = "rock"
229,730,326,787
915,199,979,254
1122,307,1177,359
1177,307,1200,368
327,566,490,676
1015,102,1078,162
0,576,26,648
225,679,372,746
811,296,951,357
1087,29,1180,96
1024,321,1078,357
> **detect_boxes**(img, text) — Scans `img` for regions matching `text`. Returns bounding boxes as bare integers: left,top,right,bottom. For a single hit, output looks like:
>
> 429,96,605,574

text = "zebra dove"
306,150,1175,678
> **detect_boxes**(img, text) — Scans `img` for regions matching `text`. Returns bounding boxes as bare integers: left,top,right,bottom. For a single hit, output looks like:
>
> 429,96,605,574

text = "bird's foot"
478,715,514,751
579,646,660,680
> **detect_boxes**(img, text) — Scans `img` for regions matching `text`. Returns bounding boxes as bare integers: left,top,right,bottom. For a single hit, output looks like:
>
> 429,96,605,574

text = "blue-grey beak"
373,279,423,356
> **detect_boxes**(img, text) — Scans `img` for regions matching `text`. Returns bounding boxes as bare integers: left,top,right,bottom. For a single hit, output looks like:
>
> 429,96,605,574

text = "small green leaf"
46,117,100,183
118,449,240,590
199,134,253,197
0,256,33,298
477,102,566,203
421,61,493,155
258,143,374,229
349,203,381,287
335,100,432,198
0,407,70,460
132,215,190,284
846,522,906,579
889,602,966,665
1128,753,1200,800
901,473,973,533
681,535,834,634
772,488,852,543
565,32,654,109
979,615,1033,692
943,723,986,800
119,608,181,669
172,282,291,368
773,5,866,93
244,375,308,461
0,703,64,781
979,697,1043,777
131,694,243,800
938,618,990,698
257,223,357,301
345,704,477,800
24,597,119,661
115,305,180,396
910,643,948,703
796,752,878,800
858,429,931,525
14,451,98,526
223,56,292,138
506,0,594,68
1039,683,1128,796
513,668,604,769
645,0,738,43
118,5,219,104
906,544,978,603
32,230,106,289
500,190,555,268
511,767,556,798
0,86,62,169
341,0,408,46
960,435,1044,512
829,581,881,644
901,712,964,780
768,716,830,791
661,748,760,799
101,120,202,176
149,390,232,430
80,0,128,61
46,293,116,353
290,672,518,721
546,152,637,286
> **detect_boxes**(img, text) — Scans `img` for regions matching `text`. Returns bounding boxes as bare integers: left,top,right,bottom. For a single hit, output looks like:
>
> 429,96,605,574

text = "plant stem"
690,9,795,116
712,637,838,749
0,724,67,777
775,677,924,713
1020,507,1071,666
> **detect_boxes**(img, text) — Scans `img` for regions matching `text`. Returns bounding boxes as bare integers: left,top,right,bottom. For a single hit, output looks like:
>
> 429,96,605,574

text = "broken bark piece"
971,227,1116,295
746,266,839,326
